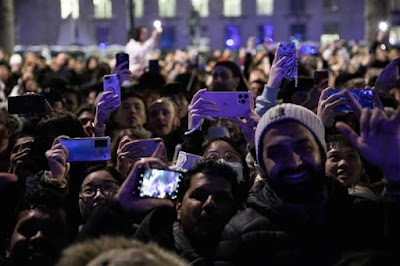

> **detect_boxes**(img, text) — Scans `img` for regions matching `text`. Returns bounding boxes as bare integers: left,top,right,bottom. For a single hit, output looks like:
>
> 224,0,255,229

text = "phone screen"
116,53,129,70
138,169,183,199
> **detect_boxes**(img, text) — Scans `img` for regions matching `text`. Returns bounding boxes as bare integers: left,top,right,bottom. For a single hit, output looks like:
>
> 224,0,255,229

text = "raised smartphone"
8,95,46,114
200,91,251,118
129,138,164,158
328,89,374,112
137,168,183,199
103,74,121,106
116,53,129,70
174,151,202,172
277,42,298,80
59,137,111,162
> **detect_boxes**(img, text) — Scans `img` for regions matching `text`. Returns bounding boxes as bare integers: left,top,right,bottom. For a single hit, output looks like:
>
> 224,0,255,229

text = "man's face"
78,111,95,137
326,145,363,187
262,121,324,203
148,100,178,137
8,208,67,266
170,93,189,119
79,170,120,221
177,173,236,243
115,97,147,128
211,65,239,91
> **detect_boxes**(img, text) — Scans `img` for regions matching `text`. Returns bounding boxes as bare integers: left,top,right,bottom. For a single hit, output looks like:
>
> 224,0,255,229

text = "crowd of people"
0,28,399,266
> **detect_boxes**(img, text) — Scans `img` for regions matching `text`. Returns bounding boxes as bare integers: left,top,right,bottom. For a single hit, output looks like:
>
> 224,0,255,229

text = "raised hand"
116,158,174,214
229,91,259,148
266,52,292,89
317,87,348,128
93,91,119,136
45,136,70,181
186,88,218,134
336,91,400,182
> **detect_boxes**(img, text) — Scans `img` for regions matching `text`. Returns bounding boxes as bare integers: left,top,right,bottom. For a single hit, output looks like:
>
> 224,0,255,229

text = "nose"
337,159,349,168
93,188,105,200
30,230,44,242
203,195,216,212
286,150,303,169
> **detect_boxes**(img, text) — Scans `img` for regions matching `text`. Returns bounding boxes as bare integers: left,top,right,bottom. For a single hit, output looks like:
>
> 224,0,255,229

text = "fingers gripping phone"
277,42,298,84
103,74,121,107
137,168,183,199
8,95,46,114
59,137,111,162
328,89,374,112
130,138,164,158
201,91,251,118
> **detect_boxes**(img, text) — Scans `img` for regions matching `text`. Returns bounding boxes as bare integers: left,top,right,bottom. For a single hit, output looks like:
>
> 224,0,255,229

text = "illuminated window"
93,0,112,19
60,0,79,19
191,0,208,17
224,0,241,17
135,0,144,17
256,0,273,15
159,0,176,18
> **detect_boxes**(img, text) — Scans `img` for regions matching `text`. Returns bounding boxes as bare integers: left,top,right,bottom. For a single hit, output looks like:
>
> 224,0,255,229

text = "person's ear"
176,202,182,220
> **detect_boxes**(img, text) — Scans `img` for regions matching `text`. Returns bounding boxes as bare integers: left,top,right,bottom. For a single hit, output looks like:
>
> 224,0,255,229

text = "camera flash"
379,21,389,32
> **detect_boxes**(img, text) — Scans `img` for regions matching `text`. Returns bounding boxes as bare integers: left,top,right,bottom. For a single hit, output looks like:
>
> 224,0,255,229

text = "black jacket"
135,206,208,266
215,177,399,266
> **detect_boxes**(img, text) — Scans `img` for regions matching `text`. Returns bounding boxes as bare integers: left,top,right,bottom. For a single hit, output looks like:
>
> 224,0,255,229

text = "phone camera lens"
241,99,246,104
244,94,249,99
105,76,110,80
238,94,243,99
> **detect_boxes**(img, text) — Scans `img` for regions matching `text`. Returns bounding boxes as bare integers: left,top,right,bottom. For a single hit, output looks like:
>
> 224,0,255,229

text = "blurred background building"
7,0,400,51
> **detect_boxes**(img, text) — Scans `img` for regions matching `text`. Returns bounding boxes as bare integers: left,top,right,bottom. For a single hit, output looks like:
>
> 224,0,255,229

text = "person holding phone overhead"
125,26,162,73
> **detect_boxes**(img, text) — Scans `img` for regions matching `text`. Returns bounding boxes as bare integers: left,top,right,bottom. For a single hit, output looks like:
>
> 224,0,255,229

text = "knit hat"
255,103,326,174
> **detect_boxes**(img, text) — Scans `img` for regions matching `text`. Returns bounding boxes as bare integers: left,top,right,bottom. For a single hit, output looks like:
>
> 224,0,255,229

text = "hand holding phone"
46,136,70,180
116,158,174,213
94,88,120,136
116,138,165,177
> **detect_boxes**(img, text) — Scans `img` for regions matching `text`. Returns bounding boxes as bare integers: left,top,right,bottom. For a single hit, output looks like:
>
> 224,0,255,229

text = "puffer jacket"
215,176,398,266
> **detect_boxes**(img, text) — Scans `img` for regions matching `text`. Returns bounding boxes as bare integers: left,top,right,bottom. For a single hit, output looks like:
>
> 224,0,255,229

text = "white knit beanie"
255,103,327,174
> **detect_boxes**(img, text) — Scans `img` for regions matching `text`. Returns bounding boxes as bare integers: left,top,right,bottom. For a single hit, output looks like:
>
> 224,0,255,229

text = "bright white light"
379,21,389,32
153,20,162,29
226,39,234,46
381,44,387,50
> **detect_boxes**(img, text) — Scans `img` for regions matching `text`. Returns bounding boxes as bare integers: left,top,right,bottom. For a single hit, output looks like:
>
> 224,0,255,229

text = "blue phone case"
59,137,111,162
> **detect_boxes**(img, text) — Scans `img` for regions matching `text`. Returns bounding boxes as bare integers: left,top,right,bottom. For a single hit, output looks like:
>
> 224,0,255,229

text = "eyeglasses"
80,181,120,198
204,151,242,163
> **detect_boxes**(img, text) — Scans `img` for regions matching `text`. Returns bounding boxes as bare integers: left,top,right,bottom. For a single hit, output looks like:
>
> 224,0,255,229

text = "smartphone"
103,74,121,107
277,42,298,80
314,71,329,88
130,138,164,158
149,60,160,73
137,168,183,199
173,151,202,172
8,95,46,114
58,137,111,162
116,53,129,70
328,89,374,112
200,91,251,118
299,45,319,56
